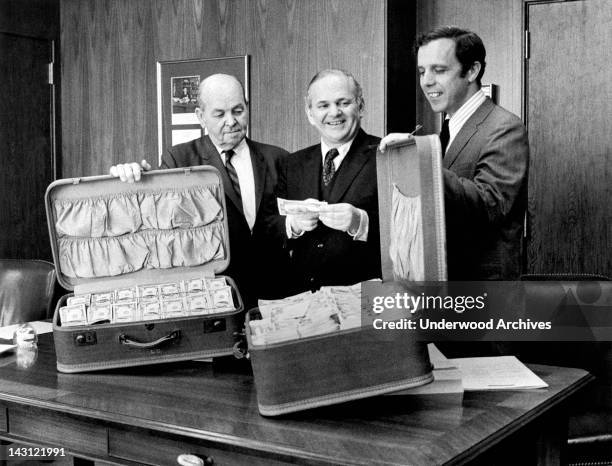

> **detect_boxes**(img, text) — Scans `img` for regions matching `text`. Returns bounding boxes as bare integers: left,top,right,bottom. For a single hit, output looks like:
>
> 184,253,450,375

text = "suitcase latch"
203,319,226,333
74,331,97,346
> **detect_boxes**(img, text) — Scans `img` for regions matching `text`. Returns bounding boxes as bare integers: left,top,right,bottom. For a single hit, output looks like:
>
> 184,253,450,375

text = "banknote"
277,198,327,215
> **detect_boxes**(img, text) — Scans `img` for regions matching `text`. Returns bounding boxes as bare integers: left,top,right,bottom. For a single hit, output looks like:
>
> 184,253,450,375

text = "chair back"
0,259,57,326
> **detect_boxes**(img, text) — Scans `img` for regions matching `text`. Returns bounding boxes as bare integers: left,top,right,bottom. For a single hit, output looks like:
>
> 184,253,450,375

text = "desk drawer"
0,405,6,432
8,405,107,456
108,426,292,466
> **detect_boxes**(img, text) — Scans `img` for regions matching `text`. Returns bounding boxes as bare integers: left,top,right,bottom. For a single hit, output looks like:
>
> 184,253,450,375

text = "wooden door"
525,0,612,276
0,32,54,259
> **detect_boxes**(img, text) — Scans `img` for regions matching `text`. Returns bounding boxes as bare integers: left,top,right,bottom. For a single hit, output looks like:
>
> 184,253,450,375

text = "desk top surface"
0,334,593,465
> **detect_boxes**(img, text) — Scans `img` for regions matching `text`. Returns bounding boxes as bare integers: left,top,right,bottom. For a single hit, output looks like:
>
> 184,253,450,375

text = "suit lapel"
200,136,244,216
443,98,495,169
329,129,370,203
299,146,322,200
246,139,267,215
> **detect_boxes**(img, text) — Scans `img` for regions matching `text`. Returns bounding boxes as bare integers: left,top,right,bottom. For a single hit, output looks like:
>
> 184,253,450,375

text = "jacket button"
317,243,324,248
309,277,315,282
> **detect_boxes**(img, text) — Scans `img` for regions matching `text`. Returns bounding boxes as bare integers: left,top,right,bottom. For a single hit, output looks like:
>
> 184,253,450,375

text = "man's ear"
467,61,482,83
195,107,207,130
305,105,315,126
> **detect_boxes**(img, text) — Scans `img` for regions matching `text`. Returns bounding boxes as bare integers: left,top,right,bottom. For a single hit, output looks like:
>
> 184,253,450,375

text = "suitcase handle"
119,330,181,349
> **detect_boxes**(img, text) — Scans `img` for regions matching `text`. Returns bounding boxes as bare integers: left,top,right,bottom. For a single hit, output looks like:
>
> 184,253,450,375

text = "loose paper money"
249,282,363,345
277,198,327,215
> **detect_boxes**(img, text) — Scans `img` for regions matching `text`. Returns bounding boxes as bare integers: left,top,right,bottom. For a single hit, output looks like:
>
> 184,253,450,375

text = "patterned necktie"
224,149,241,198
439,118,450,156
323,148,340,185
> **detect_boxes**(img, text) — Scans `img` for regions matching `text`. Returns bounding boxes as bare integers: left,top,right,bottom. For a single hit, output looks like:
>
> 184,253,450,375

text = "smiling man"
111,73,289,306
261,69,381,293
381,27,529,281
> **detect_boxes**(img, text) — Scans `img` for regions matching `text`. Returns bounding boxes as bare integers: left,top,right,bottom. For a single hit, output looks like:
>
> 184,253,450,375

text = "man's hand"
378,133,415,153
286,198,320,236
109,159,152,183
287,212,319,235
319,203,361,233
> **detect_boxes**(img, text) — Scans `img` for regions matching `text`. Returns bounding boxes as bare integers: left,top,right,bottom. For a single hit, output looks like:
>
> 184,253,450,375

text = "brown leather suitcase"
45,166,244,373
246,309,434,416
245,136,446,416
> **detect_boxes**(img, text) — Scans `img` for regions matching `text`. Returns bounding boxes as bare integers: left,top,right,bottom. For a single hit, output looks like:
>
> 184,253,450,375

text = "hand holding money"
288,212,319,235
319,203,361,233
278,198,325,235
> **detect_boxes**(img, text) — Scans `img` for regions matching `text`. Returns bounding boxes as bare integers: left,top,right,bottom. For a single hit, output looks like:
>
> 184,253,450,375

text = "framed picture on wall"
157,55,250,163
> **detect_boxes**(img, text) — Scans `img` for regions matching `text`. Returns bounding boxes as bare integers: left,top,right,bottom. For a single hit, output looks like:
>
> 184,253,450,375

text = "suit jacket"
443,98,529,280
161,135,289,306
261,128,381,293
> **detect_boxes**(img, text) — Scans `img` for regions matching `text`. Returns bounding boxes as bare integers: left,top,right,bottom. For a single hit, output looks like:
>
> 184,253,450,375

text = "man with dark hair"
111,74,289,306
261,69,381,293
381,26,529,281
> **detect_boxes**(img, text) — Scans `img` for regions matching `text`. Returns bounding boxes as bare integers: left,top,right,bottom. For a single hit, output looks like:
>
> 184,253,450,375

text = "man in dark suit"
111,74,289,306
260,69,381,293
380,27,529,280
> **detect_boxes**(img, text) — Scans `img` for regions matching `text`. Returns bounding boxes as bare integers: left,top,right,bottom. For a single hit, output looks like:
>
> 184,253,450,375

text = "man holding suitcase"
111,74,289,307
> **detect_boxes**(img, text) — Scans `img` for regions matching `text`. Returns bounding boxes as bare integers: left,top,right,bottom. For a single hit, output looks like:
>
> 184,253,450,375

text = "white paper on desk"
0,344,16,355
0,321,53,340
428,343,457,370
449,356,548,391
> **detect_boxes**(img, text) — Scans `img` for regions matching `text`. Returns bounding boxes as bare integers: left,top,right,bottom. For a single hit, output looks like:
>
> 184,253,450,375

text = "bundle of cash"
58,276,236,327
59,304,88,327
277,198,327,215
320,283,362,330
250,283,363,345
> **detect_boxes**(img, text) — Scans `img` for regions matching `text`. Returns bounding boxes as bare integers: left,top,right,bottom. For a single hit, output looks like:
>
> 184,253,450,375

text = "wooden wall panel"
415,0,522,133
60,0,385,177
246,0,384,151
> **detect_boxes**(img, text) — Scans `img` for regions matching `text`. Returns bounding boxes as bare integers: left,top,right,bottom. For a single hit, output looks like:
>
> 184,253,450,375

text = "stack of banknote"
249,283,363,345
59,276,235,327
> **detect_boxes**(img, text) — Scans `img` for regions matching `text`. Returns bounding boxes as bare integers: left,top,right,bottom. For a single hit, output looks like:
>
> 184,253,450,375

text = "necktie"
323,148,340,186
439,118,450,156
224,149,241,198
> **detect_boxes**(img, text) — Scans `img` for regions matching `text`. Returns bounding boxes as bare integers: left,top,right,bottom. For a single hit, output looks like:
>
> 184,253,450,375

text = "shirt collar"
448,90,486,125
212,137,248,160
320,137,355,160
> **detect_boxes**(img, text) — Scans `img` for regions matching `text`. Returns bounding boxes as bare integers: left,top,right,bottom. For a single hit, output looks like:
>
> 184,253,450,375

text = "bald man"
111,74,289,306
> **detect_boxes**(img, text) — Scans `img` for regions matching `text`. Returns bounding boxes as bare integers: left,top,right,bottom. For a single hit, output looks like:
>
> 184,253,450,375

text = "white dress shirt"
447,89,487,150
213,138,256,231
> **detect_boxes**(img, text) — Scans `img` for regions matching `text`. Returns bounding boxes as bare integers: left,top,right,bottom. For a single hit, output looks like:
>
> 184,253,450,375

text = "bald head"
197,74,247,110
195,74,249,150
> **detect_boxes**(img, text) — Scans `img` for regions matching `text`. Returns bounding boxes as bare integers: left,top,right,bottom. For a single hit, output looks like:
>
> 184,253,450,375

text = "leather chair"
0,259,57,326
0,260,58,466
517,274,612,466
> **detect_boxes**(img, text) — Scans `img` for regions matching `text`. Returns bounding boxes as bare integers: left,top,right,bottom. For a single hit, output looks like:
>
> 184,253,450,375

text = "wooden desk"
0,334,593,465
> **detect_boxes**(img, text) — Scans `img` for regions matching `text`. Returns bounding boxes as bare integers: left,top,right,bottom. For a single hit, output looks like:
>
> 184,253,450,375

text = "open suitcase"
245,136,447,416
45,166,244,373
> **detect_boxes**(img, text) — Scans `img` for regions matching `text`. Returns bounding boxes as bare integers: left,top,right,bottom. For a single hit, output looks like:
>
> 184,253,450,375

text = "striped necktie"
224,149,241,198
